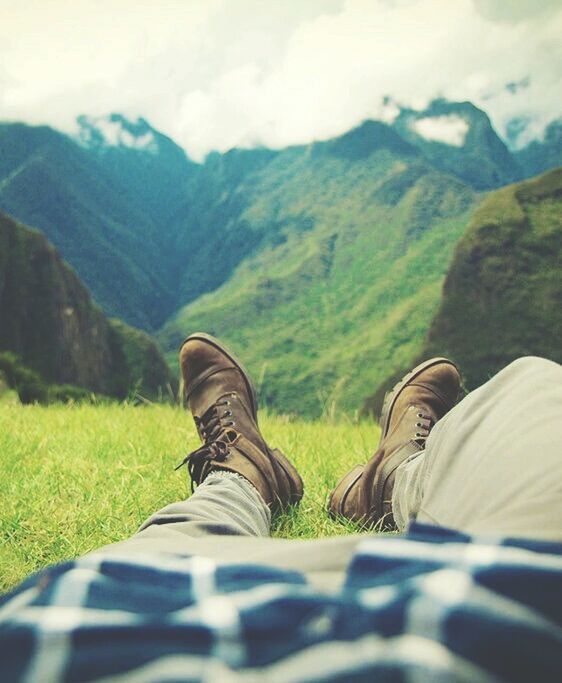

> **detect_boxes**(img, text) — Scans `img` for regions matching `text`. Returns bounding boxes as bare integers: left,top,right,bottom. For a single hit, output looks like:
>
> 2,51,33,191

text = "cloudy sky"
0,0,560,159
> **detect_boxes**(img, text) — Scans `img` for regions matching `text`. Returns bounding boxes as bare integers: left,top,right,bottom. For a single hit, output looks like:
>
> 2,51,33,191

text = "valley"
0,100,560,415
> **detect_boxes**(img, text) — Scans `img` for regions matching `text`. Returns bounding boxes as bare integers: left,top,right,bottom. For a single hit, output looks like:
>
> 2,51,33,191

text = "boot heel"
271,447,304,504
328,465,364,519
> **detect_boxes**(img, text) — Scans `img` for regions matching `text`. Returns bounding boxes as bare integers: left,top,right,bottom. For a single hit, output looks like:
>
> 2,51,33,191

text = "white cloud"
0,0,560,159
80,116,158,152
412,115,469,146
473,0,560,23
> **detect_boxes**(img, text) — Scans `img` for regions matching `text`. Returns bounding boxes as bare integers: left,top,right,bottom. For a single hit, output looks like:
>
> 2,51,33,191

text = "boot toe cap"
420,360,462,408
180,337,228,387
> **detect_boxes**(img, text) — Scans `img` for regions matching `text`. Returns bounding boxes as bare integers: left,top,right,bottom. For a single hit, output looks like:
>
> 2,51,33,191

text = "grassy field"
0,401,380,593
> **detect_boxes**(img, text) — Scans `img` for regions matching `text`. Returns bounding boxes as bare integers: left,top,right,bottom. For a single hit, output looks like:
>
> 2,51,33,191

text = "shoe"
328,357,461,529
176,333,303,512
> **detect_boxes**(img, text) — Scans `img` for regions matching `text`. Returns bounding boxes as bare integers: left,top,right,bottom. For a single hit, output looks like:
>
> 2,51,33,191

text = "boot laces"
414,411,434,439
174,394,238,489
196,393,237,443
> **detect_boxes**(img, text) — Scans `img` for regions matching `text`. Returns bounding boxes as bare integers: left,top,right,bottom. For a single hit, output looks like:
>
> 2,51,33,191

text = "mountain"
514,118,562,179
392,99,522,190
75,113,197,224
159,120,477,417
1,101,553,334
365,167,562,414
420,166,562,387
2,101,560,416
0,211,173,399
168,146,281,308
0,122,174,329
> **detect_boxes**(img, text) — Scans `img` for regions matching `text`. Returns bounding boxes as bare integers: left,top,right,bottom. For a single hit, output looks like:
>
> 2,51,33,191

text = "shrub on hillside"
47,384,98,404
0,352,48,404
0,353,101,405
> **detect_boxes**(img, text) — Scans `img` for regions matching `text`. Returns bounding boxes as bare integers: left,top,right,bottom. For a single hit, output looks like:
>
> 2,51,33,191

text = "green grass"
0,403,381,593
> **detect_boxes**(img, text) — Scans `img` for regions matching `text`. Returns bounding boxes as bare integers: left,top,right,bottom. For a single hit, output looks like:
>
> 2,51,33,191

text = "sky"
0,0,561,160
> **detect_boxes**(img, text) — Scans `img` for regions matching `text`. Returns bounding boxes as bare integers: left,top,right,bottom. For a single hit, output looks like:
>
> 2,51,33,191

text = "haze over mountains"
0,99,560,415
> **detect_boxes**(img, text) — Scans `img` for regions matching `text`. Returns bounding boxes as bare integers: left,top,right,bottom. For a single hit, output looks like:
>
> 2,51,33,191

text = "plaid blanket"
1,523,561,682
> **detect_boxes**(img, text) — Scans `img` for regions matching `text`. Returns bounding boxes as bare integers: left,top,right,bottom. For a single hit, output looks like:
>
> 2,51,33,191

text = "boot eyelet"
417,413,423,418
416,422,422,427
415,432,421,438
229,421,236,427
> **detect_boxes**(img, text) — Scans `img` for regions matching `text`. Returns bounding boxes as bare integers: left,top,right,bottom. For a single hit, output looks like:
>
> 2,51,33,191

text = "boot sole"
180,332,259,420
380,357,460,437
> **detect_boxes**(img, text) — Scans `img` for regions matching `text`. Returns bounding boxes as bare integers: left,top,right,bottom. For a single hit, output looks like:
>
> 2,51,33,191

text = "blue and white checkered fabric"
1,523,561,682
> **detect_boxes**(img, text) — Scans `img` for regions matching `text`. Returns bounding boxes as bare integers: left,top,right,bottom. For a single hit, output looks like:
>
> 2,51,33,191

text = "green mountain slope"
363,166,562,415
0,101,543,336
160,121,477,417
167,107,519,314
75,113,198,224
0,211,172,399
3,103,558,417
0,123,174,329
165,146,280,308
416,166,562,390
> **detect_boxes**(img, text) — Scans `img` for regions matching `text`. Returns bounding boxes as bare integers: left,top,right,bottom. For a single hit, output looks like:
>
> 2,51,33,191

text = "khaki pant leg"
392,357,562,541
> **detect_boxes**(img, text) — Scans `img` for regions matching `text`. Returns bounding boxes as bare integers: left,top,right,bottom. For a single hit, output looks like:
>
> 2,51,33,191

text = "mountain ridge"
363,166,562,415
2,100,561,415
2,100,559,334
159,125,478,417
392,99,523,190
75,113,198,225
0,123,175,329
0,210,173,399
421,166,562,387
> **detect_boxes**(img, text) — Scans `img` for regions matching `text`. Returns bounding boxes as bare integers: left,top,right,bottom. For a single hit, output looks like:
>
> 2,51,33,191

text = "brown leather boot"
328,357,461,529
176,333,303,512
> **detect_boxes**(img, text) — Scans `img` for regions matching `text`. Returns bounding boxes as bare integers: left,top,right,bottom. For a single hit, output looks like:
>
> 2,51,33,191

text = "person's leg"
392,356,562,540
96,470,270,555
92,470,364,592
328,357,461,528
91,332,362,592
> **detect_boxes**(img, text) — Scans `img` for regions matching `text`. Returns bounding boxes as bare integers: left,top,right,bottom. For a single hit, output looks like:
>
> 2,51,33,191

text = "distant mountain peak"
392,99,521,189
396,99,486,147
312,119,419,161
75,113,159,153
